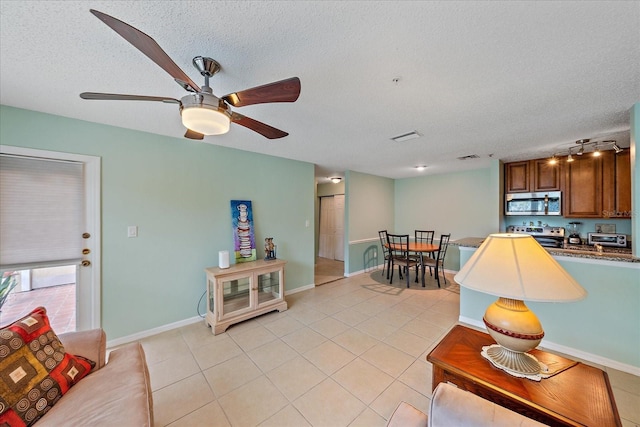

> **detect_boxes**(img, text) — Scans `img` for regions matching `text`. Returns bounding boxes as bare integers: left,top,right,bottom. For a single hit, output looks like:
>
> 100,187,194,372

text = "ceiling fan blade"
80,92,180,104
223,77,301,107
90,9,200,93
184,129,204,140
231,112,289,139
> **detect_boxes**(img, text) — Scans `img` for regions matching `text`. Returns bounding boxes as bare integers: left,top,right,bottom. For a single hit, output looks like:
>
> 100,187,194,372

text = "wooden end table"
427,325,621,427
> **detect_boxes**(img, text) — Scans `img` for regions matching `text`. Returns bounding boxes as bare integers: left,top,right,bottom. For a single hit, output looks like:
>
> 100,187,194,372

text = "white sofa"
34,329,153,426
387,382,548,427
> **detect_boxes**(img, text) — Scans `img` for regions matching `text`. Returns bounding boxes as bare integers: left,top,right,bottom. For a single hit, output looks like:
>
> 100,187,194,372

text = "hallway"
314,257,344,286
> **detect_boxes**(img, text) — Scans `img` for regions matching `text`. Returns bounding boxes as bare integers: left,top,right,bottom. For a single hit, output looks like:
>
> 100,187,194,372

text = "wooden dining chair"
378,230,392,279
387,233,419,288
421,233,451,287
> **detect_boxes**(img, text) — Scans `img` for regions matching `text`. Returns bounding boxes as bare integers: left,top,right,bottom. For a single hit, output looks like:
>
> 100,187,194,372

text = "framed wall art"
231,200,256,262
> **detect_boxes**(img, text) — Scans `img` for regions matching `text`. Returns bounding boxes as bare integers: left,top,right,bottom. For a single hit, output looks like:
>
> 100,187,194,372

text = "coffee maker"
567,222,582,245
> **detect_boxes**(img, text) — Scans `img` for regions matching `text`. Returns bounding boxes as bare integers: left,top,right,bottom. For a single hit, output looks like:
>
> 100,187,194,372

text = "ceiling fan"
80,9,301,140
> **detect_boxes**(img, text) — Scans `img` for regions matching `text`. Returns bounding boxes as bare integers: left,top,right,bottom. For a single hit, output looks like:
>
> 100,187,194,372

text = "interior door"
333,194,345,261
0,145,101,331
318,196,335,259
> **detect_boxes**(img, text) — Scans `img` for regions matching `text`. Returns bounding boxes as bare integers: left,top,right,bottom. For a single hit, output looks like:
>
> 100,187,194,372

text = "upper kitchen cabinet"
564,151,631,218
614,150,631,217
505,159,562,193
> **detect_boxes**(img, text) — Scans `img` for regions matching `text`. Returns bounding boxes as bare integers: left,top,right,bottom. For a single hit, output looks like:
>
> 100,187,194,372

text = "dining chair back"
414,230,435,245
387,233,419,288
422,233,451,287
414,230,435,277
378,230,392,279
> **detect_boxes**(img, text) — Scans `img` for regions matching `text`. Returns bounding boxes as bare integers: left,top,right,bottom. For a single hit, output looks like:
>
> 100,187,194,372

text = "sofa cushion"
34,342,154,427
0,307,95,426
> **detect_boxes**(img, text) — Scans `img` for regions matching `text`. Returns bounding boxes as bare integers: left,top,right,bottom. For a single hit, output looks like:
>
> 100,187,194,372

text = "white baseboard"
286,283,315,294
458,316,640,377
106,315,203,348
108,284,316,348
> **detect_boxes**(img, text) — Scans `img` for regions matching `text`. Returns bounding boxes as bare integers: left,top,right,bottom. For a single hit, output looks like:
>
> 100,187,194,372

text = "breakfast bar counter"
451,237,639,263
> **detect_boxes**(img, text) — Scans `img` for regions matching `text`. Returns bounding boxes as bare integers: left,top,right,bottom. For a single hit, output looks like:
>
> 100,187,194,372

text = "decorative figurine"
264,237,277,260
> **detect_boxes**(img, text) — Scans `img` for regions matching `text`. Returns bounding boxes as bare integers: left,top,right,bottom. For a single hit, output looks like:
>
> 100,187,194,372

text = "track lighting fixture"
567,149,574,162
611,142,623,154
549,138,623,164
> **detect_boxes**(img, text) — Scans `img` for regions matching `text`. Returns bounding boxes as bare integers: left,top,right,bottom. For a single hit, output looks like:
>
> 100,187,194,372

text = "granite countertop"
452,237,639,263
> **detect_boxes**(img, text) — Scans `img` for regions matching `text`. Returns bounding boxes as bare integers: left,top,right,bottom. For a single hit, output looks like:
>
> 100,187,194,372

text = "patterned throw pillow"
0,306,95,426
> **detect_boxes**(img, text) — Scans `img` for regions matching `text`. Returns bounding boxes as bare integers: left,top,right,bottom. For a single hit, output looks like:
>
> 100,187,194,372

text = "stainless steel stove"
506,225,565,248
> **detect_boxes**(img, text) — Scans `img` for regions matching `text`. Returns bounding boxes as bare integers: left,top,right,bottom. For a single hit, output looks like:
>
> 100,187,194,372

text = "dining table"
386,241,439,286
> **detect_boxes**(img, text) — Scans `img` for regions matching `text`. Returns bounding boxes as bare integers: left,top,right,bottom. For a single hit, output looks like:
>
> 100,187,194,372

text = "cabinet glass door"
256,270,281,306
221,276,251,318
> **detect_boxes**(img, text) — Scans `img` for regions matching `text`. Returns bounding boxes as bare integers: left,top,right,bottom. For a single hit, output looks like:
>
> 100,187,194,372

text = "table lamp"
454,233,587,378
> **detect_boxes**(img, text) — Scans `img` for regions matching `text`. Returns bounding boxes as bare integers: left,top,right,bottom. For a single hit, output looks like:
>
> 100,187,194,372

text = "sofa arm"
387,402,428,427
59,328,107,370
429,383,548,427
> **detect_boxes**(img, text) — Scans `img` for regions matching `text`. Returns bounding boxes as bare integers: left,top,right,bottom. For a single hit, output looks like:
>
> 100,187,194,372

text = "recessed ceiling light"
391,131,421,142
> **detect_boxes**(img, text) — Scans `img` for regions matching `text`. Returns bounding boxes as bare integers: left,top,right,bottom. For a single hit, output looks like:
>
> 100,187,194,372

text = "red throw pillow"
0,306,95,426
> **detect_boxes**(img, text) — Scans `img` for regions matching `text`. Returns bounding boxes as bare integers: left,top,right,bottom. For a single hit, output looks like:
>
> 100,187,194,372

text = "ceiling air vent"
391,131,421,142
457,154,480,160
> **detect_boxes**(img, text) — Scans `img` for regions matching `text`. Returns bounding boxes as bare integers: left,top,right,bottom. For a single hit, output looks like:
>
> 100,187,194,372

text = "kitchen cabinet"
564,152,606,217
614,150,631,217
505,159,562,193
205,259,287,335
564,151,630,218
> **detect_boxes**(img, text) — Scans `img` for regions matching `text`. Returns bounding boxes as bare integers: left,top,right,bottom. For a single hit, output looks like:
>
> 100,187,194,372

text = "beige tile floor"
137,269,640,427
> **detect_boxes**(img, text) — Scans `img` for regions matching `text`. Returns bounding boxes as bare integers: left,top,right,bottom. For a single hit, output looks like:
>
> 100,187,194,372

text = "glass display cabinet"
204,259,287,334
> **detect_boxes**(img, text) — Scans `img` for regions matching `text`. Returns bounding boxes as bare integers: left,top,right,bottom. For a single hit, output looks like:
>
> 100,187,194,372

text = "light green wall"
394,166,502,240
346,171,394,274
459,247,640,370
317,182,345,197
0,105,315,340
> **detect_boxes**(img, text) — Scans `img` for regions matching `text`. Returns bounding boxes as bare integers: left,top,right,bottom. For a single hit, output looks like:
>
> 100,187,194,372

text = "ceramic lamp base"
482,344,542,376
482,297,545,377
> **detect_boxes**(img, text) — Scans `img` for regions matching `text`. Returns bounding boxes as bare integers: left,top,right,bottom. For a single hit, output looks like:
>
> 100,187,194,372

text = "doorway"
316,194,345,285
318,194,345,261
0,146,101,331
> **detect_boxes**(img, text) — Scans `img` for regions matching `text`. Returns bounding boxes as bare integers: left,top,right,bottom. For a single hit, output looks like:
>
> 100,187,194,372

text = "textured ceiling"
1,1,638,182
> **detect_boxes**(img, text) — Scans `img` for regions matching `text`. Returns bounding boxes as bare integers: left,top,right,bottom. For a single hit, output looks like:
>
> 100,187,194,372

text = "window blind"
0,154,84,269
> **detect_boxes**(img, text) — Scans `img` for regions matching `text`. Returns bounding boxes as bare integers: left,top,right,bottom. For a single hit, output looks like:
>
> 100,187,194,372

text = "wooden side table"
427,325,621,427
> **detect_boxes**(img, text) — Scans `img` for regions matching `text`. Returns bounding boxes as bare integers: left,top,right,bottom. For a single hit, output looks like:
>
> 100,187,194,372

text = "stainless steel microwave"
505,191,561,216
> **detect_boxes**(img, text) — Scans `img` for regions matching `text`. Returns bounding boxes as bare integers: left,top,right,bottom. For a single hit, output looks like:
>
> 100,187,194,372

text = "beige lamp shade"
454,233,586,302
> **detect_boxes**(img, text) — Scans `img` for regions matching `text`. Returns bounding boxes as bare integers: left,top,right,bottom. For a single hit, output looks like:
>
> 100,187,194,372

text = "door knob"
81,260,91,267
82,232,91,239
82,248,91,255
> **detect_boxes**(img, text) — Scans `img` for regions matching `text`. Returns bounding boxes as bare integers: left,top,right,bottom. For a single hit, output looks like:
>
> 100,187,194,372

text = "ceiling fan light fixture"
180,94,231,135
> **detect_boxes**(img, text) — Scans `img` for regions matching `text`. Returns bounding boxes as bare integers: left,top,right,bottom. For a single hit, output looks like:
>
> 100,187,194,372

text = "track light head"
612,143,623,154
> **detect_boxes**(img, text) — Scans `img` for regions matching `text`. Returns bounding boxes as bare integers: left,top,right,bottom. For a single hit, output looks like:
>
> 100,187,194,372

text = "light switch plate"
128,226,138,238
